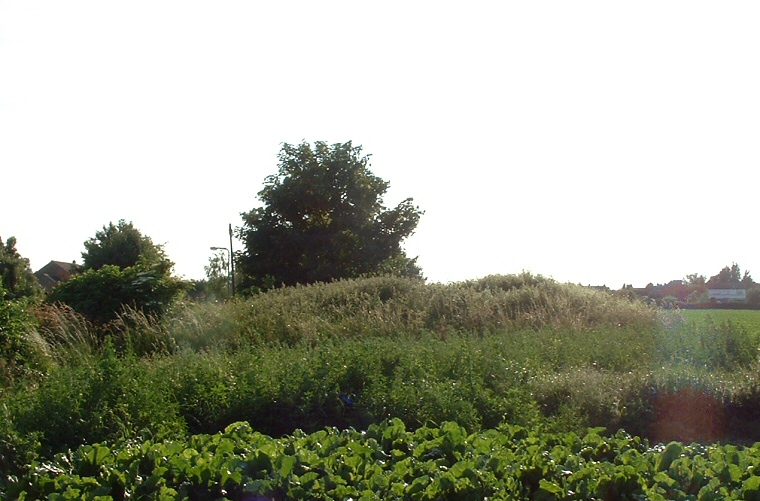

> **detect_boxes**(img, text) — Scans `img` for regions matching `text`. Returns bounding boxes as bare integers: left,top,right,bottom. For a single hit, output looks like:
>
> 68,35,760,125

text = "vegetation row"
4,275,760,492
10,419,760,500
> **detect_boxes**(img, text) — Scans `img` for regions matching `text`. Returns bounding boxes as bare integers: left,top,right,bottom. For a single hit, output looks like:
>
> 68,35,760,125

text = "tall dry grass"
157,273,659,349
31,303,99,365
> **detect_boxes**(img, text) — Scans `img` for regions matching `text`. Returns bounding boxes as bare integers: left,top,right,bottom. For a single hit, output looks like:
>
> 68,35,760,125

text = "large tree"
81,220,171,273
237,141,423,290
0,236,40,299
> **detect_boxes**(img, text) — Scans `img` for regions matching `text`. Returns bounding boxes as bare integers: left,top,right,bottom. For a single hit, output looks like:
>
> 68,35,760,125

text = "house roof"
34,260,75,291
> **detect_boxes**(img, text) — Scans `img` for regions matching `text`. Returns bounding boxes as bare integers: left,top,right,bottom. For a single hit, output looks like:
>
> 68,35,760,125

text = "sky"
1,1,758,288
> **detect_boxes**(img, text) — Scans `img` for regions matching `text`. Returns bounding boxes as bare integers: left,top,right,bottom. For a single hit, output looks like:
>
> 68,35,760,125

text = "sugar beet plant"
11,419,760,500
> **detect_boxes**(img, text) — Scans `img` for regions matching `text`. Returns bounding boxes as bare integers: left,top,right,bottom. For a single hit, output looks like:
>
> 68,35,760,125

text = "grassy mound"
162,273,658,350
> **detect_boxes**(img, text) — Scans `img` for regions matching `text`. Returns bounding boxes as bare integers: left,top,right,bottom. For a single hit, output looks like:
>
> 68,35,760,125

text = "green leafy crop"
9,419,760,500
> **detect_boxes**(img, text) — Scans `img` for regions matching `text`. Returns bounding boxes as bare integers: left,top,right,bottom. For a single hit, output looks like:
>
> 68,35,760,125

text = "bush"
0,289,49,387
8,341,185,460
47,264,185,327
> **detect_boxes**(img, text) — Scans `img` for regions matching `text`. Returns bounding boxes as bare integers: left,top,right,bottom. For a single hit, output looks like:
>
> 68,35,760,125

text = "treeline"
2,141,424,331
623,263,760,308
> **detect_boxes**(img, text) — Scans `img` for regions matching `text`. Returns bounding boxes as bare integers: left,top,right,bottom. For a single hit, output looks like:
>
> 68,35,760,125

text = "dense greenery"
4,274,760,498
0,236,40,300
707,263,754,288
47,221,185,326
47,265,185,327
636,263,758,306
0,286,46,387
237,141,423,291
81,220,171,272
12,420,760,500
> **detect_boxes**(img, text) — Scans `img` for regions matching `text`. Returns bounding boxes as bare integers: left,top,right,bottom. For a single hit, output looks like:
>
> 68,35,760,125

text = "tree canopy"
81,220,171,273
707,263,754,287
237,141,423,290
0,236,40,299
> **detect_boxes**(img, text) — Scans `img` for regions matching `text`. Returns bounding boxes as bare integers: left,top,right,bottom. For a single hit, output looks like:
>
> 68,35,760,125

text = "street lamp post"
228,223,235,297
209,246,230,297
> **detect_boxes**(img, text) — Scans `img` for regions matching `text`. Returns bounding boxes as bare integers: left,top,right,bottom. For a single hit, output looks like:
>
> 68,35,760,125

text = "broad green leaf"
277,455,297,478
657,442,683,472
538,478,564,495
744,475,760,501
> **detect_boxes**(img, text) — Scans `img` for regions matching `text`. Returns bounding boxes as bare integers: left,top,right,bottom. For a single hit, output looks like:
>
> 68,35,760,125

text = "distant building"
587,285,611,293
34,260,75,291
707,284,747,302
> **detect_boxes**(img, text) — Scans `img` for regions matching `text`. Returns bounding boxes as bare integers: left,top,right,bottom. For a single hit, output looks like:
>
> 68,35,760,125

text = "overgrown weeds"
156,274,659,347
5,273,760,479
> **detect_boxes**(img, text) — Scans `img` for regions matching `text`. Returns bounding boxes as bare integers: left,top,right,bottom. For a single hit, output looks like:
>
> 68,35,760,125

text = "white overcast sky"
1,1,758,288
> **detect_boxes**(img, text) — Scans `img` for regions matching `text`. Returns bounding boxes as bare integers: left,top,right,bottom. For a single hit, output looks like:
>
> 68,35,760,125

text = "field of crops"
11,420,760,500
5,275,760,499
682,309,760,333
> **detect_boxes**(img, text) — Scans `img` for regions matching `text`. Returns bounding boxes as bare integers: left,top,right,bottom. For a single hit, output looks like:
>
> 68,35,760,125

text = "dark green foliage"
47,220,184,327
81,219,171,272
0,290,47,386
748,288,760,307
147,334,541,439
7,342,185,461
707,262,754,288
237,141,423,290
47,265,185,326
10,275,760,495
0,235,41,299
14,420,760,500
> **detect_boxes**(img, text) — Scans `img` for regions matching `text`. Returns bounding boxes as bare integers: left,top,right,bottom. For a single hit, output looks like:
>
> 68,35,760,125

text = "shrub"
9,341,185,459
0,289,49,387
47,264,185,327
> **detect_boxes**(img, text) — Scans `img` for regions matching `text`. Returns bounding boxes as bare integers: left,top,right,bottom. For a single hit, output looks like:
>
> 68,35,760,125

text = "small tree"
81,220,171,273
0,236,41,299
237,141,423,290
203,250,230,300
683,273,708,304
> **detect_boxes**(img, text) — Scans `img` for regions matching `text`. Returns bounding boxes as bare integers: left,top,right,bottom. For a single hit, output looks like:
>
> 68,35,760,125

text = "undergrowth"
4,273,760,481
